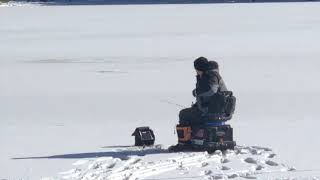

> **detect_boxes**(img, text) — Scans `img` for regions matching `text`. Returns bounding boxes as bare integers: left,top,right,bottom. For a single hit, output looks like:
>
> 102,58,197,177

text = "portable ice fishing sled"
170,91,237,153
132,91,236,153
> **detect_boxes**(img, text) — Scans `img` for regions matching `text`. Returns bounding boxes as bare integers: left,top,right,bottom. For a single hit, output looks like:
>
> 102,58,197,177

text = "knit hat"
194,57,209,71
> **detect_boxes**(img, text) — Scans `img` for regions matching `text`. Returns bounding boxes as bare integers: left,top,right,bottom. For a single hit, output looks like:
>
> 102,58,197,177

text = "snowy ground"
1,1,320,179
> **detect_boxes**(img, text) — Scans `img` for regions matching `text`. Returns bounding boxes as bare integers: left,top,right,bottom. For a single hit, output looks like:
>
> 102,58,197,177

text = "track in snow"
52,145,298,180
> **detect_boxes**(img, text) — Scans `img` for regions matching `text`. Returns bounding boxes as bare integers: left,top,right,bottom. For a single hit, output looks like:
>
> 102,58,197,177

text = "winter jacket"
193,61,228,113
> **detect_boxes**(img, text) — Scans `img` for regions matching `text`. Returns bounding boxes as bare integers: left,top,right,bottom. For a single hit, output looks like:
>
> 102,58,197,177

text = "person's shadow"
12,145,169,160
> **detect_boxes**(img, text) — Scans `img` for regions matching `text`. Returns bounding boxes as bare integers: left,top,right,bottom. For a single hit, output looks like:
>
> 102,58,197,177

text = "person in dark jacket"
179,57,228,126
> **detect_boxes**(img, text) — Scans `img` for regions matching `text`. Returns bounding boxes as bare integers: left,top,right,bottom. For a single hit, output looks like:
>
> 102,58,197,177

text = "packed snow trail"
54,145,296,180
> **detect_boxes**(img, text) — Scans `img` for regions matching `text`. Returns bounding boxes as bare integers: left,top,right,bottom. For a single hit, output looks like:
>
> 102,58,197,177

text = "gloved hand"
191,102,197,108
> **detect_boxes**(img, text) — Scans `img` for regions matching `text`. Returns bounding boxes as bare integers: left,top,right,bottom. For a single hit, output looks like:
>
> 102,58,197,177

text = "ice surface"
1,1,320,179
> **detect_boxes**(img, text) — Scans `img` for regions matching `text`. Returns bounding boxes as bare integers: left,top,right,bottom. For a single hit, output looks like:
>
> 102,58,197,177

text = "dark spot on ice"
23,56,187,65
96,70,128,74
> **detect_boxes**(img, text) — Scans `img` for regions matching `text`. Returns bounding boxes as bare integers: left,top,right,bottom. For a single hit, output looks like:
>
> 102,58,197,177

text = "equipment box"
191,124,235,152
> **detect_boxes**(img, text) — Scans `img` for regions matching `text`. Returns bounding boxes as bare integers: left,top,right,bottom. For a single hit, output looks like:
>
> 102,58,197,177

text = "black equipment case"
190,124,236,153
132,126,155,146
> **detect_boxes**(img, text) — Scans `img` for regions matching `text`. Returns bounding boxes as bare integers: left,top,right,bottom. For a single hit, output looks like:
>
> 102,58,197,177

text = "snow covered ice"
1,1,320,179
55,146,296,180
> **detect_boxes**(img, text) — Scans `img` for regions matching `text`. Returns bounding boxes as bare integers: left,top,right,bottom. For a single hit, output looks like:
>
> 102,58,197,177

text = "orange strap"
176,126,191,142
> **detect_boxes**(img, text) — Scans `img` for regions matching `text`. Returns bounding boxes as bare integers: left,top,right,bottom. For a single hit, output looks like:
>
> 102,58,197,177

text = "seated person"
179,57,228,126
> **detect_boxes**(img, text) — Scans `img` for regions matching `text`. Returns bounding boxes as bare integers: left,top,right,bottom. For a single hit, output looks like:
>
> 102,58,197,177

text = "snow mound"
53,145,296,180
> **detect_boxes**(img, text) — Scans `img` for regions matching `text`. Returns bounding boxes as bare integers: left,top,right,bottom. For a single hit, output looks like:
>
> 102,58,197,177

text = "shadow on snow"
12,146,169,160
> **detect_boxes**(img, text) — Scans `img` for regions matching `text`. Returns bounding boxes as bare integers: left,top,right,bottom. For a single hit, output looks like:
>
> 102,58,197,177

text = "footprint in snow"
266,153,276,158
128,158,141,165
207,174,226,179
217,165,231,171
242,175,257,179
221,166,231,170
250,148,263,155
287,166,296,171
201,170,212,176
101,162,116,169
199,162,209,167
244,157,258,164
221,158,230,163
265,160,278,166
227,173,239,179
255,164,264,171
251,146,272,151
239,172,257,179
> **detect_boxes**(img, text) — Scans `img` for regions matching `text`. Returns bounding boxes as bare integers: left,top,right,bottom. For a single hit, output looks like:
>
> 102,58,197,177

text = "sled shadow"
12,146,168,160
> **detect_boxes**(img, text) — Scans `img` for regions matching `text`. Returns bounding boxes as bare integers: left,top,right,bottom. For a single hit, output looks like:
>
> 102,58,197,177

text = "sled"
170,114,236,153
